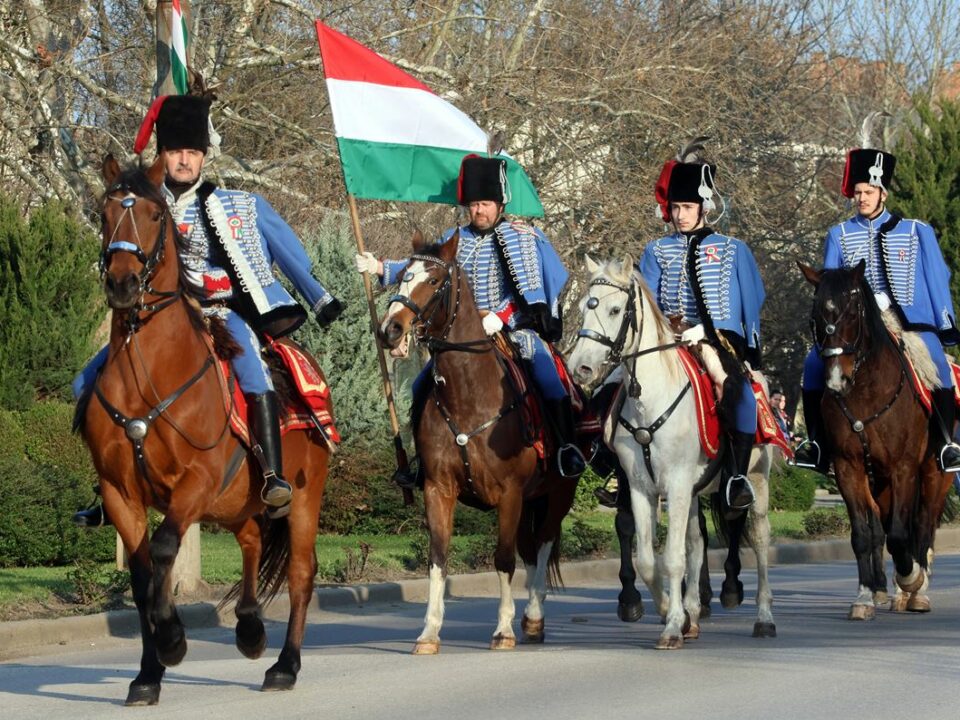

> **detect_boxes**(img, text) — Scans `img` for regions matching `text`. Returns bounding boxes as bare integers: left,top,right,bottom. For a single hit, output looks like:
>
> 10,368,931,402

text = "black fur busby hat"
654,136,718,220
134,95,211,155
457,154,510,205
841,112,895,198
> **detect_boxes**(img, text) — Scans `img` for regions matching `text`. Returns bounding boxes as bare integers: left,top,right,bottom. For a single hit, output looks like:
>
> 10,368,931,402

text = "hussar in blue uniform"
356,154,586,479
795,125,960,474
74,95,343,525
639,140,766,516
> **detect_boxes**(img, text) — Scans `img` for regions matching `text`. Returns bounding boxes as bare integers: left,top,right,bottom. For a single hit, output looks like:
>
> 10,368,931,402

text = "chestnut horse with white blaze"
378,231,579,654
80,155,331,705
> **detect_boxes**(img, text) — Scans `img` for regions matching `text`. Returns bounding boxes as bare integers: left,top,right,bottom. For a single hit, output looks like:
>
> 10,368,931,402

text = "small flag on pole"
315,22,544,217
170,0,189,95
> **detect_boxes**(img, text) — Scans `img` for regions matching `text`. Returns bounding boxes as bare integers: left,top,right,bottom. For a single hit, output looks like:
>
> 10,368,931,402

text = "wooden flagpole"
346,194,415,505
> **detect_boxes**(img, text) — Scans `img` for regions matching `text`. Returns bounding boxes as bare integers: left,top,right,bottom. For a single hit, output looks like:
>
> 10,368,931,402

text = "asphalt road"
2,555,959,720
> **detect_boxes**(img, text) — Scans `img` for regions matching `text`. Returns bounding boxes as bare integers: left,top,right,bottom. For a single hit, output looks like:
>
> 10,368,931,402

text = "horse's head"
379,229,461,348
99,154,173,310
800,259,886,395
567,254,638,388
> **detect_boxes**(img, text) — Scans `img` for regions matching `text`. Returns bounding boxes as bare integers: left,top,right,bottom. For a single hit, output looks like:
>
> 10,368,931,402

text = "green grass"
0,566,74,607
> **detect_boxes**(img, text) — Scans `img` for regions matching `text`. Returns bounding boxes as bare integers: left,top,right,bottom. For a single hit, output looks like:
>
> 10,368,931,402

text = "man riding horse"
638,139,766,516
74,94,344,524
355,154,586,479
794,125,960,474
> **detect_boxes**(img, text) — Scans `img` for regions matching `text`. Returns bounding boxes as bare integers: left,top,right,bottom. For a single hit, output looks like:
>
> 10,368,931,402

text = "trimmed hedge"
768,463,817,511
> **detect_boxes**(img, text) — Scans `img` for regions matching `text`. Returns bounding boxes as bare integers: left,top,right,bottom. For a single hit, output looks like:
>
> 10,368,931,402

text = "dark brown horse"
81,155,331,704
378,232,579,654
800,260,953,620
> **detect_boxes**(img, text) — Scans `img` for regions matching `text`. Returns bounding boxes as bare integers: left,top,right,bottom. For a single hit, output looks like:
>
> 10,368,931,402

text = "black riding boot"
546,397,586,478
794,389,830,474
72,488,112,528
246,391,293,509
721,431,756,518
931,388,960,472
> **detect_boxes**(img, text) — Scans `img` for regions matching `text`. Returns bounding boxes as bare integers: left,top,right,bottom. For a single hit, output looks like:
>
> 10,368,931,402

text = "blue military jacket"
382,219,568,330
823,209,958,343
163,180,336,334
639,230,765,352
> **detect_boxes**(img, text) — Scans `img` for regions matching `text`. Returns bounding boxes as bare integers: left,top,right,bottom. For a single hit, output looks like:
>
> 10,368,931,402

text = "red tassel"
840,148,855,199
654,159,676,223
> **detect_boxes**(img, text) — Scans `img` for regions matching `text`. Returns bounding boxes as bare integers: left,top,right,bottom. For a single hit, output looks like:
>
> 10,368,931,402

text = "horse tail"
546,533,564,591
219,515,291,611
709,492,731,547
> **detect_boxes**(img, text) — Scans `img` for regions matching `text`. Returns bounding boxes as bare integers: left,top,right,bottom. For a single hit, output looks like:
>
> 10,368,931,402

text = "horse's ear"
584,254,600,276
101,153,120,185
852,258,866,284
621,253,635,278
439,229,459,262
412,229,426,252
145,154,165,188
797,261,822,287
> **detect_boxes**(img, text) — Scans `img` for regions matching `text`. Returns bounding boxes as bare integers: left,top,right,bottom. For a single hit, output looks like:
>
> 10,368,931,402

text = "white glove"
681,324,706,344
482,312,504,336
354,251,382,276
875,291,891,312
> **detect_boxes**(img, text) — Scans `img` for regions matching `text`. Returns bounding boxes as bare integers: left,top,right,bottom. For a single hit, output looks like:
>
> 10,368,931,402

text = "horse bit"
389,254,519,485
578,276,690,479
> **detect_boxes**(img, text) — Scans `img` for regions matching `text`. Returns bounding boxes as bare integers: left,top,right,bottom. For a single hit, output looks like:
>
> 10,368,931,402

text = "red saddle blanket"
654,347,792,459
496,340,600,461
218,338,340,448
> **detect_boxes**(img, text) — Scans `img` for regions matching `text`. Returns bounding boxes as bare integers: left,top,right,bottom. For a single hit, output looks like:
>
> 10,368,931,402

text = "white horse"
567,256,776,648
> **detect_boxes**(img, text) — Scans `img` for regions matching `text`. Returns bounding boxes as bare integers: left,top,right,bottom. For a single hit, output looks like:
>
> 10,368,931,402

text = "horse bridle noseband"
100,188,182,332
812,286,867,376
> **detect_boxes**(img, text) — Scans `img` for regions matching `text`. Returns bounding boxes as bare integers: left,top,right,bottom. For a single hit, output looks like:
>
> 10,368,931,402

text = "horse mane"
817,266,894,362
104,167,208,335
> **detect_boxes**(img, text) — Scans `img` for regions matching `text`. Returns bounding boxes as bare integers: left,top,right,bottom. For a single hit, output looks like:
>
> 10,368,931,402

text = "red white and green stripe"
315,22,544,217
170,0,189,95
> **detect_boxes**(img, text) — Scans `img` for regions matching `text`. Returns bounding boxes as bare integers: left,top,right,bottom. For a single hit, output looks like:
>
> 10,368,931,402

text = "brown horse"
378,232,579,654
800,260,953,620
80,155,330,704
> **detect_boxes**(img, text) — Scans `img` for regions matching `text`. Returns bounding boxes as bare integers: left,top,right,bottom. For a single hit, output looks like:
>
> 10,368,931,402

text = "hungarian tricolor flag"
315,22,544,217
169,0,189,95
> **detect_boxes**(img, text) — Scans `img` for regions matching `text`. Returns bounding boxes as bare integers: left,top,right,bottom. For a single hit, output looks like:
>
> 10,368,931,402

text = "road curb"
3,527,958,659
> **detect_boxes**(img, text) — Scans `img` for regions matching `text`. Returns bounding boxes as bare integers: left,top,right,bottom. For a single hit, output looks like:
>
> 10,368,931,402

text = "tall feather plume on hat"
677,135,710,163
859,110,891,149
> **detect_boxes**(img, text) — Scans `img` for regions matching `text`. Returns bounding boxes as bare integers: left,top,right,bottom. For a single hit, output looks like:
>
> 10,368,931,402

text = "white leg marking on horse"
417,564,446,643
493,570,516,638
524,541,554,622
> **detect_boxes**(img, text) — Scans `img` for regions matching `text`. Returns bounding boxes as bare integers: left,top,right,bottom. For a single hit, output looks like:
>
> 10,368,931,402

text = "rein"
95,183,233,498
580,273,698,479
812,280,908,486
391,252,517,486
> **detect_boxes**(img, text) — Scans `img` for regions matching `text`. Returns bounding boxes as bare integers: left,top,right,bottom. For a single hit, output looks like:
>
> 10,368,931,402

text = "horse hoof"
906,594,931,613
236,615,267,660
261,670,296,692
155,628,187,668
125,683,161,706
699,603,712,619
617,602,644,623
873,590,889,605
412,640,440,655
655,635,684,650
683,623,700,640
720,580,744,609
889,595,910,613
521,616,545,643
490,634,516,650
848,604,875,621
752,622,777,638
